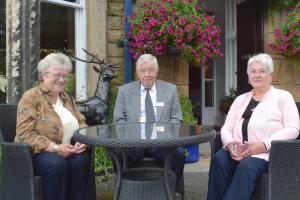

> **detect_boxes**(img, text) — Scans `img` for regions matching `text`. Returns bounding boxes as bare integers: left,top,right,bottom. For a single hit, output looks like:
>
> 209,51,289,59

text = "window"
41,0,86,99
204,61,215,107
201,61,216,125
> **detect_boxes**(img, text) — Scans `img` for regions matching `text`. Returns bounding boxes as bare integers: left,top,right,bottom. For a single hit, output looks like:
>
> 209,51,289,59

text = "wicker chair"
0,103,96,200
210,103,300,200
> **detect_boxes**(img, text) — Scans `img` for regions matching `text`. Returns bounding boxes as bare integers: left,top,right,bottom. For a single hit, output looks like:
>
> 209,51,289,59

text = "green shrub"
93,89,117,175
179,95,197,125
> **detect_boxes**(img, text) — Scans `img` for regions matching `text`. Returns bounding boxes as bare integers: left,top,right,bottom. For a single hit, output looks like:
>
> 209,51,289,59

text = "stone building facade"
2,0,299,123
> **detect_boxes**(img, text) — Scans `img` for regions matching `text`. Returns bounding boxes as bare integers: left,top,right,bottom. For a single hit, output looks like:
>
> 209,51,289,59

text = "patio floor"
96,142,211,200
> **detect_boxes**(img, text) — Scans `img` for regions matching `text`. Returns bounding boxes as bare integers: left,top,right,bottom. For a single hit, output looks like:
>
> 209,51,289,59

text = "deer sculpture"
66,49,119,126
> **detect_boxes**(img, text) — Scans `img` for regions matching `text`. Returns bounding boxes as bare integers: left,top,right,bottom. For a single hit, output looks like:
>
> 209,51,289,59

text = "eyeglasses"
249,69,268,76
139,68,157,74
45,72,69,80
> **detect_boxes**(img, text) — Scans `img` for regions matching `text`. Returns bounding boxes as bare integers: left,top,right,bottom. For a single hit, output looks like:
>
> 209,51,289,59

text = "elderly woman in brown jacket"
15,53,89,200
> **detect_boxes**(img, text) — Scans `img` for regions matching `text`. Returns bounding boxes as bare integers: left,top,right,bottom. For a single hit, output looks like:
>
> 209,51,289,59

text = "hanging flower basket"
268,2,300,57
127,0,223,67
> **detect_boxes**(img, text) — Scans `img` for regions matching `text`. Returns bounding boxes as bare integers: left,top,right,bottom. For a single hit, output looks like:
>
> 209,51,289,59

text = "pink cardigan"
221,86,299,161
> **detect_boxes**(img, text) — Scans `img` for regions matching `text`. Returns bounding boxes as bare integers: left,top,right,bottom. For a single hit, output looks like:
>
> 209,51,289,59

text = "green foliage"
93,89,117,176
106,88,117,124
272,0,299,9
179,94,197,125
94,147,112,176
219,87,237,115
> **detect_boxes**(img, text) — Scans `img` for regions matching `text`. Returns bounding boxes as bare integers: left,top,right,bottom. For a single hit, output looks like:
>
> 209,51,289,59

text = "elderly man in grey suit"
113,53,185,193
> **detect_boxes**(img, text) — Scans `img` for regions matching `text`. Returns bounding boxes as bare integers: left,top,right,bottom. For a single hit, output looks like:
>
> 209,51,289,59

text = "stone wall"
86,0,107,96
107,0,125,91
106,0,189,96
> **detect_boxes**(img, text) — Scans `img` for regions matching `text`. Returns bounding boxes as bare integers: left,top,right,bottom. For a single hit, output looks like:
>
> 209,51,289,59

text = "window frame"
41,0,87,100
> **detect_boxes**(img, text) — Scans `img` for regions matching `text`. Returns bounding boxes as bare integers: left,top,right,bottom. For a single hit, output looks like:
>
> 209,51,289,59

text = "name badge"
155,102,164,107
155,125,165,132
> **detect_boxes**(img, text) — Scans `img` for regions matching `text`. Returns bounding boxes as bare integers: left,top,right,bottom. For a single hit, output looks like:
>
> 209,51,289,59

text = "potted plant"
179,95,201,163
268,2,300,57
127,0,223,66
219,87,237,116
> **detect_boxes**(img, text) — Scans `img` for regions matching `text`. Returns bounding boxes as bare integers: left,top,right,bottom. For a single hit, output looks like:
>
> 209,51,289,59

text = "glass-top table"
73,123,216,200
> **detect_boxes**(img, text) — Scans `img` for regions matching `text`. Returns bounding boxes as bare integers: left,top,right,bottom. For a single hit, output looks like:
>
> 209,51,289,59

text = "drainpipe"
124,0,132,83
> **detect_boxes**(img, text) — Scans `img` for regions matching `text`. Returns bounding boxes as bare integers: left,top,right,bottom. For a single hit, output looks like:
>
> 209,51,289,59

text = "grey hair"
136,54,159,71
247,53,274,75
37,53,72,79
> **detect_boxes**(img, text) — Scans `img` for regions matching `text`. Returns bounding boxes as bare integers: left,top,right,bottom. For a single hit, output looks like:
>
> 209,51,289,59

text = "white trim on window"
41,0,84,9
201,61,217,125
225,0,237,93
41,0,87,100
75,0,87,100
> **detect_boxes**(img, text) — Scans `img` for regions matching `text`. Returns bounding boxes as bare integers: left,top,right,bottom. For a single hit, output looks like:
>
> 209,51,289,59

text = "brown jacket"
15,83,87,153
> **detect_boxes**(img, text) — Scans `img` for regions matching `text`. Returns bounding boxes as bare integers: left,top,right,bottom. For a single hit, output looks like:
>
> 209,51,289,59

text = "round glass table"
73,123,216,200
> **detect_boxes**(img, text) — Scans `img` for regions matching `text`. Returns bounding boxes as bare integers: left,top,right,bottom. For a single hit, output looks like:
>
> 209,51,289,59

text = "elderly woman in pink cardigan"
207,53,299,200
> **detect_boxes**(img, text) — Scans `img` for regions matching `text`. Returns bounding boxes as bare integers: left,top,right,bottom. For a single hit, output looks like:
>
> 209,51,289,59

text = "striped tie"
145,88,156,123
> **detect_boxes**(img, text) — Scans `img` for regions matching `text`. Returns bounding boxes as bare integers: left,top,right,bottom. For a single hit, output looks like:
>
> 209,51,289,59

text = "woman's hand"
226,141,243,161
241,142,267,158
56,144,77,158
74,142,87,154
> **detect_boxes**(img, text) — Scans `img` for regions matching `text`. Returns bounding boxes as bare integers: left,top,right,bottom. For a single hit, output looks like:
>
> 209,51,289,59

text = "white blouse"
53,97,79,144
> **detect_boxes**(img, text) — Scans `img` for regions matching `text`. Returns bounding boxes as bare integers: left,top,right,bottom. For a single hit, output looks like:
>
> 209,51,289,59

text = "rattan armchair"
0,103,96,200
211,129,300,200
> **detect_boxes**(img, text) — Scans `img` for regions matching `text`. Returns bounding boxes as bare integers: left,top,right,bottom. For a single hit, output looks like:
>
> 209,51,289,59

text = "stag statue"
66,49,119,126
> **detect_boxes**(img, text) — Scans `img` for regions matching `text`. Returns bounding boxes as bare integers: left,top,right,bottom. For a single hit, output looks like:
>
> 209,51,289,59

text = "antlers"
64,48,119,70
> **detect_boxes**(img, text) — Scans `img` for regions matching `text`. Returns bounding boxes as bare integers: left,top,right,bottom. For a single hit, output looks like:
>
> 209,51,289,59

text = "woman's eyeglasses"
46,72,69,80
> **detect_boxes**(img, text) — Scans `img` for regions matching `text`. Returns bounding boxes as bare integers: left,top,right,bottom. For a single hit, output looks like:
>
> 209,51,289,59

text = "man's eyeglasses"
139,68,157,74
46,72,69,80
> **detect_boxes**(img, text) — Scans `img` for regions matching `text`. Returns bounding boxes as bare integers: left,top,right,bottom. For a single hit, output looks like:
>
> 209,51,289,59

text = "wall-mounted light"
115,38,128,48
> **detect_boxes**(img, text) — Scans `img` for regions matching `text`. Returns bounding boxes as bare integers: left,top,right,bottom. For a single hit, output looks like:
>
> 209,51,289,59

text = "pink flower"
283,36,289,41
128,0,223,65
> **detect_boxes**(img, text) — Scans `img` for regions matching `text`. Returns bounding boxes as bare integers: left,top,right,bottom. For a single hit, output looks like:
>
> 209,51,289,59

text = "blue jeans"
207,148,268,200
32,152,90,200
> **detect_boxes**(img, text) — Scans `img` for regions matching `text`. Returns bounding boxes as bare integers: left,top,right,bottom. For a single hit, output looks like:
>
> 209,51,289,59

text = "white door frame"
225,0,237,93
201,62,217,126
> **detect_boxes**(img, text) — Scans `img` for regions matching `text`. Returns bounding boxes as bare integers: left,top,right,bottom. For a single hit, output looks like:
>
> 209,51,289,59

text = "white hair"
37,53,73,74
247,53,273,75
136,54,159,71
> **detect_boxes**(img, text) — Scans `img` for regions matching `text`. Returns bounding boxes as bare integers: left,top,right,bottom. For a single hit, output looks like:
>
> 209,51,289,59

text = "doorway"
236,0,265,94
189,65,202,124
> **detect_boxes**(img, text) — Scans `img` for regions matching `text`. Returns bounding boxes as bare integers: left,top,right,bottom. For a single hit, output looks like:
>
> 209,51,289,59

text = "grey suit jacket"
113,80,183,123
